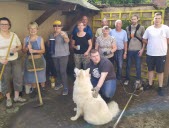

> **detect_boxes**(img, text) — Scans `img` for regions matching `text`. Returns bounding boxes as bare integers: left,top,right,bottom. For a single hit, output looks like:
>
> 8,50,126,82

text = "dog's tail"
108,101,120,118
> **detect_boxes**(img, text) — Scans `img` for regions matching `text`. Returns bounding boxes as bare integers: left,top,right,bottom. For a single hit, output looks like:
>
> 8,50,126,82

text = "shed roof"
16,0,100,11
61,0,100,11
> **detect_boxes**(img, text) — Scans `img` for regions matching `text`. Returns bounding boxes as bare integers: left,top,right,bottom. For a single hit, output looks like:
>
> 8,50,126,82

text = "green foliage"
121,20,131,30
111,20,131,30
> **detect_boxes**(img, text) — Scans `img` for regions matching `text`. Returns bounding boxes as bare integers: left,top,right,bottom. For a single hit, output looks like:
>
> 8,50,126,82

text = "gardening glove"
91,86,100,98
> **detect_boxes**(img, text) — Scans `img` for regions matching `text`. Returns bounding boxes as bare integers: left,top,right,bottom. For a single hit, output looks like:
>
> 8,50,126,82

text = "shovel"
28,43,43,107
0,34,14,99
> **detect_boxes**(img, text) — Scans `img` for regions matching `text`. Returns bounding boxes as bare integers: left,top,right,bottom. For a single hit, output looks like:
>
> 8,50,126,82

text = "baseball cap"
53,20,62,25
102,26,109,30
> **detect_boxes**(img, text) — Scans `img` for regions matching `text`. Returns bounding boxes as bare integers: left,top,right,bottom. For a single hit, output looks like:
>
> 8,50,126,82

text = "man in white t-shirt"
142,13,169,96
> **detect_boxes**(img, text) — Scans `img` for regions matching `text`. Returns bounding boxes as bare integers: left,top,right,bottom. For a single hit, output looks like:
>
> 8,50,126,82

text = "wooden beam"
28,3,76,11
34,8,57,26
28,3,53,10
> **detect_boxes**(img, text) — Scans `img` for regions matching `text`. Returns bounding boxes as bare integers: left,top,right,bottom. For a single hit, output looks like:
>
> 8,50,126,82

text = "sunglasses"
0,24,9,26
53,25,61,27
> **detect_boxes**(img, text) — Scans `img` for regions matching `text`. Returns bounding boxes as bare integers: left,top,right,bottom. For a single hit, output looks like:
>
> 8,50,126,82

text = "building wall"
0,2,66,42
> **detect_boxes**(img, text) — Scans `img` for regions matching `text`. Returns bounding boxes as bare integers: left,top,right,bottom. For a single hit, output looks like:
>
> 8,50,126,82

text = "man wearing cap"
95,26,117,64
72,16,93,38
48,20,70,95
110,20,128,80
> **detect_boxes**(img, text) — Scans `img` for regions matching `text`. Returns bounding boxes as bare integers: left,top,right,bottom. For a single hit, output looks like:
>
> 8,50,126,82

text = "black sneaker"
143,84,153,91
29,88,37,98
157,87,164,96
41,87,46,97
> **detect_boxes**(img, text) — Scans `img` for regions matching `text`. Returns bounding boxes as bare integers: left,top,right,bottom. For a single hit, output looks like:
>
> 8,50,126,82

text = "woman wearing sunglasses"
48,20,70,96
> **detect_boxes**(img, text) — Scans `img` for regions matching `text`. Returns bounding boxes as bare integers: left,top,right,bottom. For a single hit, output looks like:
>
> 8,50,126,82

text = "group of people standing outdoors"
0,12,168,108
92,12,169,101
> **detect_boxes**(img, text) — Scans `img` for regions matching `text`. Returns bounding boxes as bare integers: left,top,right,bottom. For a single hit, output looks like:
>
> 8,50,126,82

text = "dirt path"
0,79,169,128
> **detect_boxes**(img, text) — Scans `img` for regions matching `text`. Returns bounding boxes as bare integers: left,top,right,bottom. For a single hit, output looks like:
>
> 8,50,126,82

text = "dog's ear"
86,68,90,74
74,68,80,75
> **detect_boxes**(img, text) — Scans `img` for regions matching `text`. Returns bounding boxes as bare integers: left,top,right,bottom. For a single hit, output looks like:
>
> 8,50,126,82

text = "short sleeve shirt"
143,24,169,56
96,35,116,58
49,33,70,57
72,33,91,54
72,25,93,38
110,29,128,50
87,57,116,81
0,32,21,61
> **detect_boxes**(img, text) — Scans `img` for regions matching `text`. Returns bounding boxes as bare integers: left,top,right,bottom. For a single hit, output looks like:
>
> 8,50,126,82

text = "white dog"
71,68,120,125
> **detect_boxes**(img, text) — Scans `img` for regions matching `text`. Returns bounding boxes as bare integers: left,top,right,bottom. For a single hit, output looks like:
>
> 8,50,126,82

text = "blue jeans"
91,78,116,99
126,50,141,80
113,49,124,80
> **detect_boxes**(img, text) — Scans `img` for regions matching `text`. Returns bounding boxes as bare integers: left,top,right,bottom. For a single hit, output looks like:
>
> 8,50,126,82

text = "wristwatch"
124,51,127,54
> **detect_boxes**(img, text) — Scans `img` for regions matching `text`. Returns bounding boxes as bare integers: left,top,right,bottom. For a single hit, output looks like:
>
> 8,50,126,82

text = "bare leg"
32,83,36,88
14,91,19,99
157,73,164,87
148,71,154,85
6,93,11,100
41,82,45,88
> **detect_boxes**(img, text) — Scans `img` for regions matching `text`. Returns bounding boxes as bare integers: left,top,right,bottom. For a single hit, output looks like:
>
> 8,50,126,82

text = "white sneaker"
124,80,129,85
14,97,27,103
135,80,142,89
6,99,12,108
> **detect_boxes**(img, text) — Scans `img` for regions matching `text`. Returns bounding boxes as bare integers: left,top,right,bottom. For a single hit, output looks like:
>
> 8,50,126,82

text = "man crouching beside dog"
87,49,116,102
71,49,119,125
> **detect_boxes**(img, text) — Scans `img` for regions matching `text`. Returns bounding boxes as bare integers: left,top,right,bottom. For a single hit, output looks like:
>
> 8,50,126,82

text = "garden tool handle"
0,33,14,81
29,41,43,105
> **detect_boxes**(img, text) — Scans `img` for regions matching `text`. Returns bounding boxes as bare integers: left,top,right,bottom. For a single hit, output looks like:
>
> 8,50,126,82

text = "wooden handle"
29,40,43,105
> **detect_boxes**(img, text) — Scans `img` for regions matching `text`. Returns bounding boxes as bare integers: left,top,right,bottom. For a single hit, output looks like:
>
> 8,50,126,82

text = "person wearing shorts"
143,13,169,96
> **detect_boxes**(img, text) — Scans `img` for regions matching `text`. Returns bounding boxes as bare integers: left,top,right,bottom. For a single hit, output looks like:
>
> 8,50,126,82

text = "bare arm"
123,42,127,59
0,59,8,64
95,42,99,50
138,38,147,57
22,38,28,53
96,72,108,88
142,39,148,44
111,43,117,53
60,31,69,43
84,39,92,56
71,39,77,49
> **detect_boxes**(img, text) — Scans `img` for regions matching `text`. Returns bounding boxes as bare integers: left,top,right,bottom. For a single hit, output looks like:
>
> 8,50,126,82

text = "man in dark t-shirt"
86,49,116,102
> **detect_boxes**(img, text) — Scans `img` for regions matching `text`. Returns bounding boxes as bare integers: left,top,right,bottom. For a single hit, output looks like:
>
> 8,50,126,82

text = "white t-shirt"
0,32,21,61
143,24,169,56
